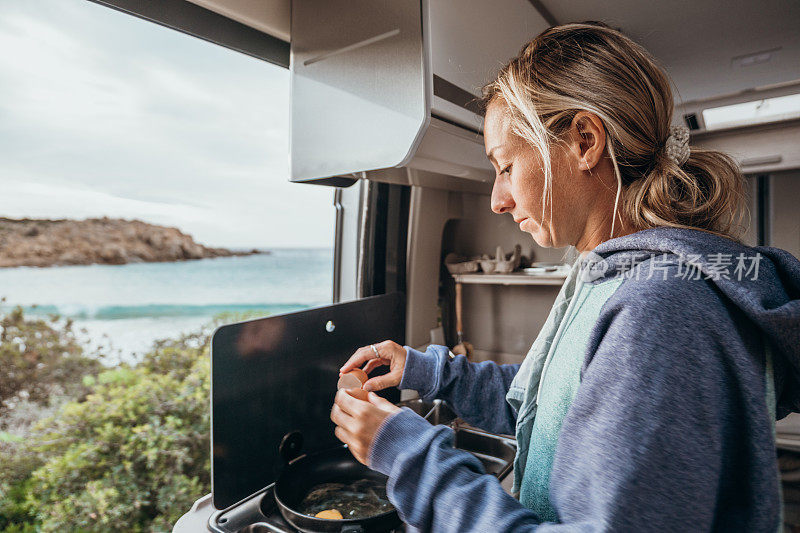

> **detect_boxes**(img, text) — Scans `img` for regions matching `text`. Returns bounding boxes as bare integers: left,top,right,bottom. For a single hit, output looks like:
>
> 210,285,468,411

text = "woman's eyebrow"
486,145,504,162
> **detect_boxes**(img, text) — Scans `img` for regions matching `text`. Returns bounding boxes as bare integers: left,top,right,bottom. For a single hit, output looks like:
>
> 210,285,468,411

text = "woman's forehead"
484,103,514,148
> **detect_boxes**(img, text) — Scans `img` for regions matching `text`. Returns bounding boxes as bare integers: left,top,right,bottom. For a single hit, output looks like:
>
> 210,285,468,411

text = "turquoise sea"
0,249,333,362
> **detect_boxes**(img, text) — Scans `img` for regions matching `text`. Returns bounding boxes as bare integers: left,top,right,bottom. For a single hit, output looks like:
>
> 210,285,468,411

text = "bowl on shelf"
445,253,481,275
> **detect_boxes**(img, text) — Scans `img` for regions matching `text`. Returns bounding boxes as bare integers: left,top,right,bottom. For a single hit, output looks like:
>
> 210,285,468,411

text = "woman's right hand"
339,340,407,392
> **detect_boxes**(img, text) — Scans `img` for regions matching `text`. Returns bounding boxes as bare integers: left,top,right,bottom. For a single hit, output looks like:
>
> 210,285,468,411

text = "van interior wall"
441,191,568,364
768,170,800,436
739,173,798,256
770,170,800,259
691,119,800,255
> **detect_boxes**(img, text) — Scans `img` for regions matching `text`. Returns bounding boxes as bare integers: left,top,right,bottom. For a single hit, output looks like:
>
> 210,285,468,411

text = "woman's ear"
570,112,606,171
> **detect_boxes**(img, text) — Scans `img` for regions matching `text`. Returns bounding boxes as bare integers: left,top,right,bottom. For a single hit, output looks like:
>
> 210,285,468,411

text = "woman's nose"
491,177,514,214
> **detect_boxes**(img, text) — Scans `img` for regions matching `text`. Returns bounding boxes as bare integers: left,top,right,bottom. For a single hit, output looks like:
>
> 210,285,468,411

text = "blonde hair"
481,21,745,239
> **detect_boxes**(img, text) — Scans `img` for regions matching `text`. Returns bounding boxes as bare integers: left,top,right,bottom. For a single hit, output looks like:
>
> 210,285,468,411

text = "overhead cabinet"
289,0,550,188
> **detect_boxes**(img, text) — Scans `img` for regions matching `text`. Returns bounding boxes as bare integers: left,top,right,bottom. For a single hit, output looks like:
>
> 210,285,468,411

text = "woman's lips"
518,217,541,232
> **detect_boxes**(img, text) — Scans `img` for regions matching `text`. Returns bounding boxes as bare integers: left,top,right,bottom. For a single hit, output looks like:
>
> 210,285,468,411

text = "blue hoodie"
367,227,800,532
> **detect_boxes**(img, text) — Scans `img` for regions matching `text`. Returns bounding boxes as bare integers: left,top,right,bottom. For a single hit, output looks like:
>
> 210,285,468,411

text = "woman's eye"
500,164,512,175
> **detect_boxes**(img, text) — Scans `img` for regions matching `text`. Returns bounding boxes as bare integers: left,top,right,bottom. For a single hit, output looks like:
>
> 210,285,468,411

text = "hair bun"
664,124,690,166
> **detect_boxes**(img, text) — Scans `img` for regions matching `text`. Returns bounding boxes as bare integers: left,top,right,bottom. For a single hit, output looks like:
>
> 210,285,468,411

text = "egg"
337,368,368,390
345,387,370,401
315,509,343,520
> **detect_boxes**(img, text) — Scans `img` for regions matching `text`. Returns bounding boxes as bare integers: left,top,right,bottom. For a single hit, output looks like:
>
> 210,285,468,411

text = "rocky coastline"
0,217,263,268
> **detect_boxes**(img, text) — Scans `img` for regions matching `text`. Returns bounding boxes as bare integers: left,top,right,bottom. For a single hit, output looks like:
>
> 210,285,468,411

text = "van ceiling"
541,0,800,105
186,0,799,105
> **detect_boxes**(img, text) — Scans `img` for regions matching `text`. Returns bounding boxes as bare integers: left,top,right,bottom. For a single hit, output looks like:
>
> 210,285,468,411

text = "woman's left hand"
331,388,401,465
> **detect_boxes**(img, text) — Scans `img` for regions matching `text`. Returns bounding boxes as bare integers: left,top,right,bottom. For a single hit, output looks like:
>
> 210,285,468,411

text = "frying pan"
273,443,401,533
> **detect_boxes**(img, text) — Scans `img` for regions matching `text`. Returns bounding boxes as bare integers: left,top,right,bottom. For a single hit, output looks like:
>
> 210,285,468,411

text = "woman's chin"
526,224,553,248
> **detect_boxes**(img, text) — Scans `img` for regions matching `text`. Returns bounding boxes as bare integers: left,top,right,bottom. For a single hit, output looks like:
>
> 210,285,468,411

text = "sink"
397,398,457,426
396,399,516,481
454,427,516,480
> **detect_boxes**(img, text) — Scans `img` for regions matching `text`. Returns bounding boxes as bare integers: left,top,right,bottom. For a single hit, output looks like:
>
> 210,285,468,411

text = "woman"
330,22,800,531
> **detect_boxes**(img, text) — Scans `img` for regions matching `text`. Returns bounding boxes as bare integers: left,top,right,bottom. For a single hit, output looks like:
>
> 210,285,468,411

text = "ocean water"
0,249,333,362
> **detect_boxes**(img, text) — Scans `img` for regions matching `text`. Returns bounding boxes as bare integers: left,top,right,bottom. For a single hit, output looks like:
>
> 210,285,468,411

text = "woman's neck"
574,200,634,254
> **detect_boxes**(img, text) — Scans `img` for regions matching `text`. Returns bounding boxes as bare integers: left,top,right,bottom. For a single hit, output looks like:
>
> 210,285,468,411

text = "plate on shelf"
523,262,570,275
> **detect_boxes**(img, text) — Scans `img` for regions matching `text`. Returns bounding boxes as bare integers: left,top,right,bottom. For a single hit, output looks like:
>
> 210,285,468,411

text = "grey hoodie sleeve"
369,408,542,531
368,274,773,532
399,344,520,435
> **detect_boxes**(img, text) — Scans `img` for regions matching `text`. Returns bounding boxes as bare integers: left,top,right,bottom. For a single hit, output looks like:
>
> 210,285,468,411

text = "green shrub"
0,311,214,532
0,308,273,532
25,336,210,532
0,305,103,416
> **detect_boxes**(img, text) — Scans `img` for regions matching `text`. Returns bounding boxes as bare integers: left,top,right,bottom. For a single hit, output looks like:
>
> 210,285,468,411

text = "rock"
122,226,137,240
146,233,163,248
0,217,255,268
99,244,128,264
181,242,204,259
165,243,183,260
57,250,84,265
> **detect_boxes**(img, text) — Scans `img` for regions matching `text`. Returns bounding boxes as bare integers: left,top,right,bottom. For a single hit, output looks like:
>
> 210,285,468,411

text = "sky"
0,0,334,249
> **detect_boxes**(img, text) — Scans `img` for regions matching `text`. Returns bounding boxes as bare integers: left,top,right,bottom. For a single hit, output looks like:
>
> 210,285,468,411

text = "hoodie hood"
583,227,800,418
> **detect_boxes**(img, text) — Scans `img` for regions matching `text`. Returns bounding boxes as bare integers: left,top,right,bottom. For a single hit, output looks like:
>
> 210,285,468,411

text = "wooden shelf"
452,272,566,286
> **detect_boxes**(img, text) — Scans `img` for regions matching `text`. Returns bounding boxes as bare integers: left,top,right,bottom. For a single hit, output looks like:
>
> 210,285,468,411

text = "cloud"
2,178,208,224
0,0,333,248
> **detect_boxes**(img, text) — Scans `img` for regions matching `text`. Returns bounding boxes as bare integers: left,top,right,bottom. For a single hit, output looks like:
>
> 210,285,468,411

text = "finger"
368,391,400,413
350,445,367,465
334,425,355,445
340,346,377,374
335,388,369,417
377,339,398,351
330,403,354,428
363,358,389,375
341,437,366,464
375,340,402,360
363,371,400,392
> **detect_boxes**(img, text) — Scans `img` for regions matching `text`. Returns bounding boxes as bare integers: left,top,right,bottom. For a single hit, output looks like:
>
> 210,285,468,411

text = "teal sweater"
507,260,623,520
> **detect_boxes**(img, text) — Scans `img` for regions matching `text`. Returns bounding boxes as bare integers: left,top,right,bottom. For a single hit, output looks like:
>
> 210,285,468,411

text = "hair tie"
664,124,690,166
